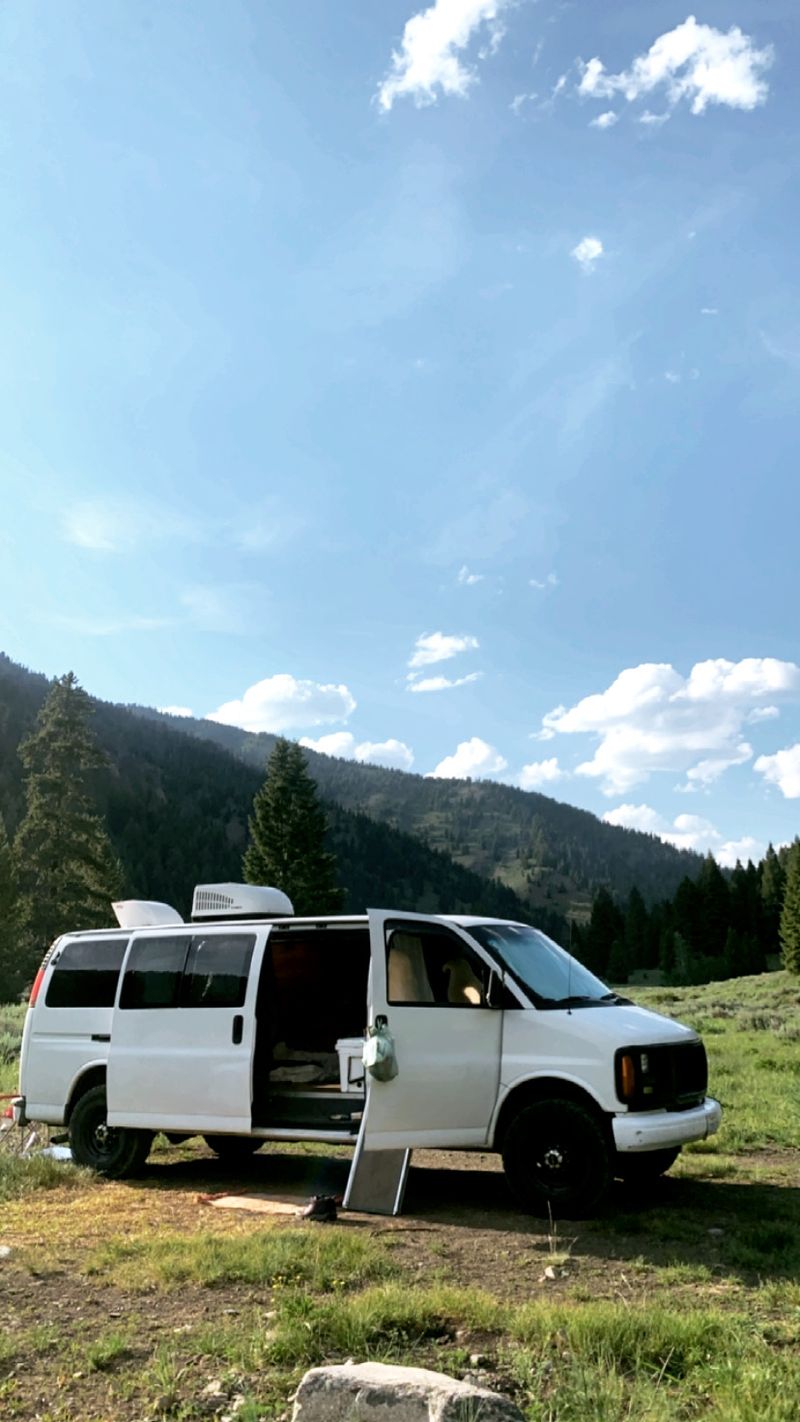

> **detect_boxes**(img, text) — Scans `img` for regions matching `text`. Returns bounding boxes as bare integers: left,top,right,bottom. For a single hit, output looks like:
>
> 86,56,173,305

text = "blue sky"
1,0,798,865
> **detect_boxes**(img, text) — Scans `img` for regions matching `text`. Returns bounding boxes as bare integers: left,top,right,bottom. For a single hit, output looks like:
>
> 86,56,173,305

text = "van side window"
182,934,255,1008
45,937,129,1009
119,935,191,1010
386,925,489,1007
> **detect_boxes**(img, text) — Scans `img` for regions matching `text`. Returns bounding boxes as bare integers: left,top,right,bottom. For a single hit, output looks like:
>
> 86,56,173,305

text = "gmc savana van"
14,883,721,1215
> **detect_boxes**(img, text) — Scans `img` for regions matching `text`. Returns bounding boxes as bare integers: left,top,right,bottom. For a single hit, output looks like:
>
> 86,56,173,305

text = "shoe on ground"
299,1194,338,1222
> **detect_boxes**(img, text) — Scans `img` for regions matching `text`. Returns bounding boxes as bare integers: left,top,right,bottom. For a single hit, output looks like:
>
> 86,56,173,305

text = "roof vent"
191,883,294,921
113,900,184,929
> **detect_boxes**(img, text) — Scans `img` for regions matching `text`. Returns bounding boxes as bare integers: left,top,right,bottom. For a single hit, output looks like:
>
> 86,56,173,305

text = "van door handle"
232,1015,244,1045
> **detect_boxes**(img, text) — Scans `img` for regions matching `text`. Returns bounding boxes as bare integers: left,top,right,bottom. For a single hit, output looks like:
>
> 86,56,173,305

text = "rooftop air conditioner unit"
191,883,294,921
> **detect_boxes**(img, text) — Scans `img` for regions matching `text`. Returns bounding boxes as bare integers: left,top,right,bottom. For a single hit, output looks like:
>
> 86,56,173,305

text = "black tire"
203,1135,262,1161
68,1085,152,1179
615,1147,681,1183
501,1098,612,1217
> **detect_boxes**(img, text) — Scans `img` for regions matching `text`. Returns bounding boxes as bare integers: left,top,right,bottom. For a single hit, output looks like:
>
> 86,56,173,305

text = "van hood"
529,1001,698,1047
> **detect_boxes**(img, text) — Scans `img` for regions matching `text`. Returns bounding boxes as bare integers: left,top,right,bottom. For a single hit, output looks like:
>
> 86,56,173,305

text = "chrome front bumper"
613,1097,722,1153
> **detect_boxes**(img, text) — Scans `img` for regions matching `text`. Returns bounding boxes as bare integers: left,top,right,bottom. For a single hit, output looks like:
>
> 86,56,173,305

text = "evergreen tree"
760,844,786,950
780,841,800,974
696,853,730,957
243,738,345,915
623,886,649,973
13,673,123,983
0,814,21,1000
581,887,623,977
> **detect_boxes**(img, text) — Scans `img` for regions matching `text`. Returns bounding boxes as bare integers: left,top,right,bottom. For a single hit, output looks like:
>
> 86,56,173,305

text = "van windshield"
468,923,623,1009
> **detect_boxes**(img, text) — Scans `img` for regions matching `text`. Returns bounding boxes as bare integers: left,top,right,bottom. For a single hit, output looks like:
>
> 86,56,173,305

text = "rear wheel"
501,1098,612,1217
616,1146,681,1182
68,1086,151,1178
203,1135,262,1161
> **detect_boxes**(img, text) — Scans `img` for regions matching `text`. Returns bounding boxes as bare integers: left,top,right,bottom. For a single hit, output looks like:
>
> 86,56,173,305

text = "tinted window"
119,935,190,1010
182,934,255,1008
45,937,129,1009
386,925,489,1007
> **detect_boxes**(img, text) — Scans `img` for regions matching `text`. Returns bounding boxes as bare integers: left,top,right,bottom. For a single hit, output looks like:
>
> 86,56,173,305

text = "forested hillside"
0,655,552,931
131,703,703,913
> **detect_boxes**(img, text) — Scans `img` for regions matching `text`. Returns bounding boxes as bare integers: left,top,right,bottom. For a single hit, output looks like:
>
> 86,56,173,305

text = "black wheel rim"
85,1108,122,1165
531,1129,588,1198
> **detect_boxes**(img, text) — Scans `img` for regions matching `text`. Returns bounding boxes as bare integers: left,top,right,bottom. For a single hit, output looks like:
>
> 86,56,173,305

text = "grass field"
2,974,800,1420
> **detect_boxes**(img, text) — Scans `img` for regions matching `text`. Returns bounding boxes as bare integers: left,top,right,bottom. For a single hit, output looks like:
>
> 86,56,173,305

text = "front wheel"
616,1146,681,1183
68,1086,151,1178
203,1135,262,1161
501,1099,612,1217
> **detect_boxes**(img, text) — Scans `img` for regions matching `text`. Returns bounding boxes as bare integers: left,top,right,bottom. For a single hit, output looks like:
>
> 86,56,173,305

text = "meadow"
1,974,800,1421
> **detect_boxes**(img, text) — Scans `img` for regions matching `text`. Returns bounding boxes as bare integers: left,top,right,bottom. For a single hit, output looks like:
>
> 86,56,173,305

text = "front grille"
669,1040,708,1106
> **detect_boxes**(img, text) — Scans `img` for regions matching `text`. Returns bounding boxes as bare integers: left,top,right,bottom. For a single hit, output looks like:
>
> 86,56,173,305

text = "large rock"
292,1362,523,1422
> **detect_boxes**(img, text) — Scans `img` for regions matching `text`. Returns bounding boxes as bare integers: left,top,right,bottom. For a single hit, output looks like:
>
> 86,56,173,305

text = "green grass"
0,1001,25,1095
85,1226,397,1293
0,1151,90,1203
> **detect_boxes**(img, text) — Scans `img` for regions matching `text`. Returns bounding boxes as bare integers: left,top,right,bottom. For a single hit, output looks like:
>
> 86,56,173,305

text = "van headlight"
615,1048,658,1107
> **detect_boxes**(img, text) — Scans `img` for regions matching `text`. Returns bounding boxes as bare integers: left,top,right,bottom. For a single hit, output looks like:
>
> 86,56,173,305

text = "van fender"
489,1072,611,1151
64,1061,108,1124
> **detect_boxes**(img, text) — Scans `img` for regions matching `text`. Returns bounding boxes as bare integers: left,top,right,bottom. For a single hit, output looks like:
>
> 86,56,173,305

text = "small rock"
542,1265,557,1281
0,1245,12,1260
292,1361,524,1422
469,1354,492,1369
202,1380,226,1399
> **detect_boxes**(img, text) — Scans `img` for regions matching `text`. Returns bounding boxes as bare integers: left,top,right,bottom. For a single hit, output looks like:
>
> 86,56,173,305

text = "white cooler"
335,1037,366,1094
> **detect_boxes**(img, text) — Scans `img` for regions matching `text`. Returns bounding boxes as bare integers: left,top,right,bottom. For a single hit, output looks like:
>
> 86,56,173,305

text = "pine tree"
0,814,21,1000
13,673,123,984
780,841,800,974
696,852,730,957
243,738,345,915
760,844,786,950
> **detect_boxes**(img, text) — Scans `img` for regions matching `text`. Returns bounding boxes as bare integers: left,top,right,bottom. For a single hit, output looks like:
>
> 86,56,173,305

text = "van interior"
252,924,371,1132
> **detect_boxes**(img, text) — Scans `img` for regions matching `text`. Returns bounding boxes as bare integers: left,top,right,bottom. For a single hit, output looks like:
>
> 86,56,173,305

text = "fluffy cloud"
518,758,564,791
159,705,194,718
409,631,480,668
539,657,800,795
408,672,482,693
571,236,604,272
589,110,618,129
755,743,800,799
530,573,559,590
209,675,356,734
427,737,508,779
578,16,773,120
300,732,414,771
602,803,764,868
378,0,511,111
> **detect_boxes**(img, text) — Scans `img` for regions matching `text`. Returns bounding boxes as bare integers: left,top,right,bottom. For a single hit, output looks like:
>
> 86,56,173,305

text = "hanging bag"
363,1020,399,1082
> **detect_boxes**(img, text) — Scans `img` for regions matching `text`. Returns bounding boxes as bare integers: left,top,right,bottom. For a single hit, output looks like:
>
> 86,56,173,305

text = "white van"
14,883,721,1216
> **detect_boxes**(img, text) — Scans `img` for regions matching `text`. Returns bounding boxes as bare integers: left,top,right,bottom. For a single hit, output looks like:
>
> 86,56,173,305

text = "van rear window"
45,937,129,1009
182,934,255,1008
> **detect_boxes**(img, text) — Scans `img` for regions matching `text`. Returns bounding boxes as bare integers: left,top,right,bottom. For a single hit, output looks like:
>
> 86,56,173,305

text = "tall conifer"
780,841,800,974
243,738,345,915
14,673,123,982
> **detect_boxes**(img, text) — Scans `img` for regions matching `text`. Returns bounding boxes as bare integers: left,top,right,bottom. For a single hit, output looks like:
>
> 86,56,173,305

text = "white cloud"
159,705,194,718
602,803,764,868
530,572,559,590
747,705,779,723
377,0,511,111
638,110,670,127
457,565,485,585
571,236,604,272
510,92,536,115
518,758,564,791
590,110,618,129
664,370,681,384
539,657,800,795
209,675,356,734
701,307,719,316
408,631,479,668
578,16,773,121
427,736,508,779
755,744,800,799
300,732,415,771
408,672,482,693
